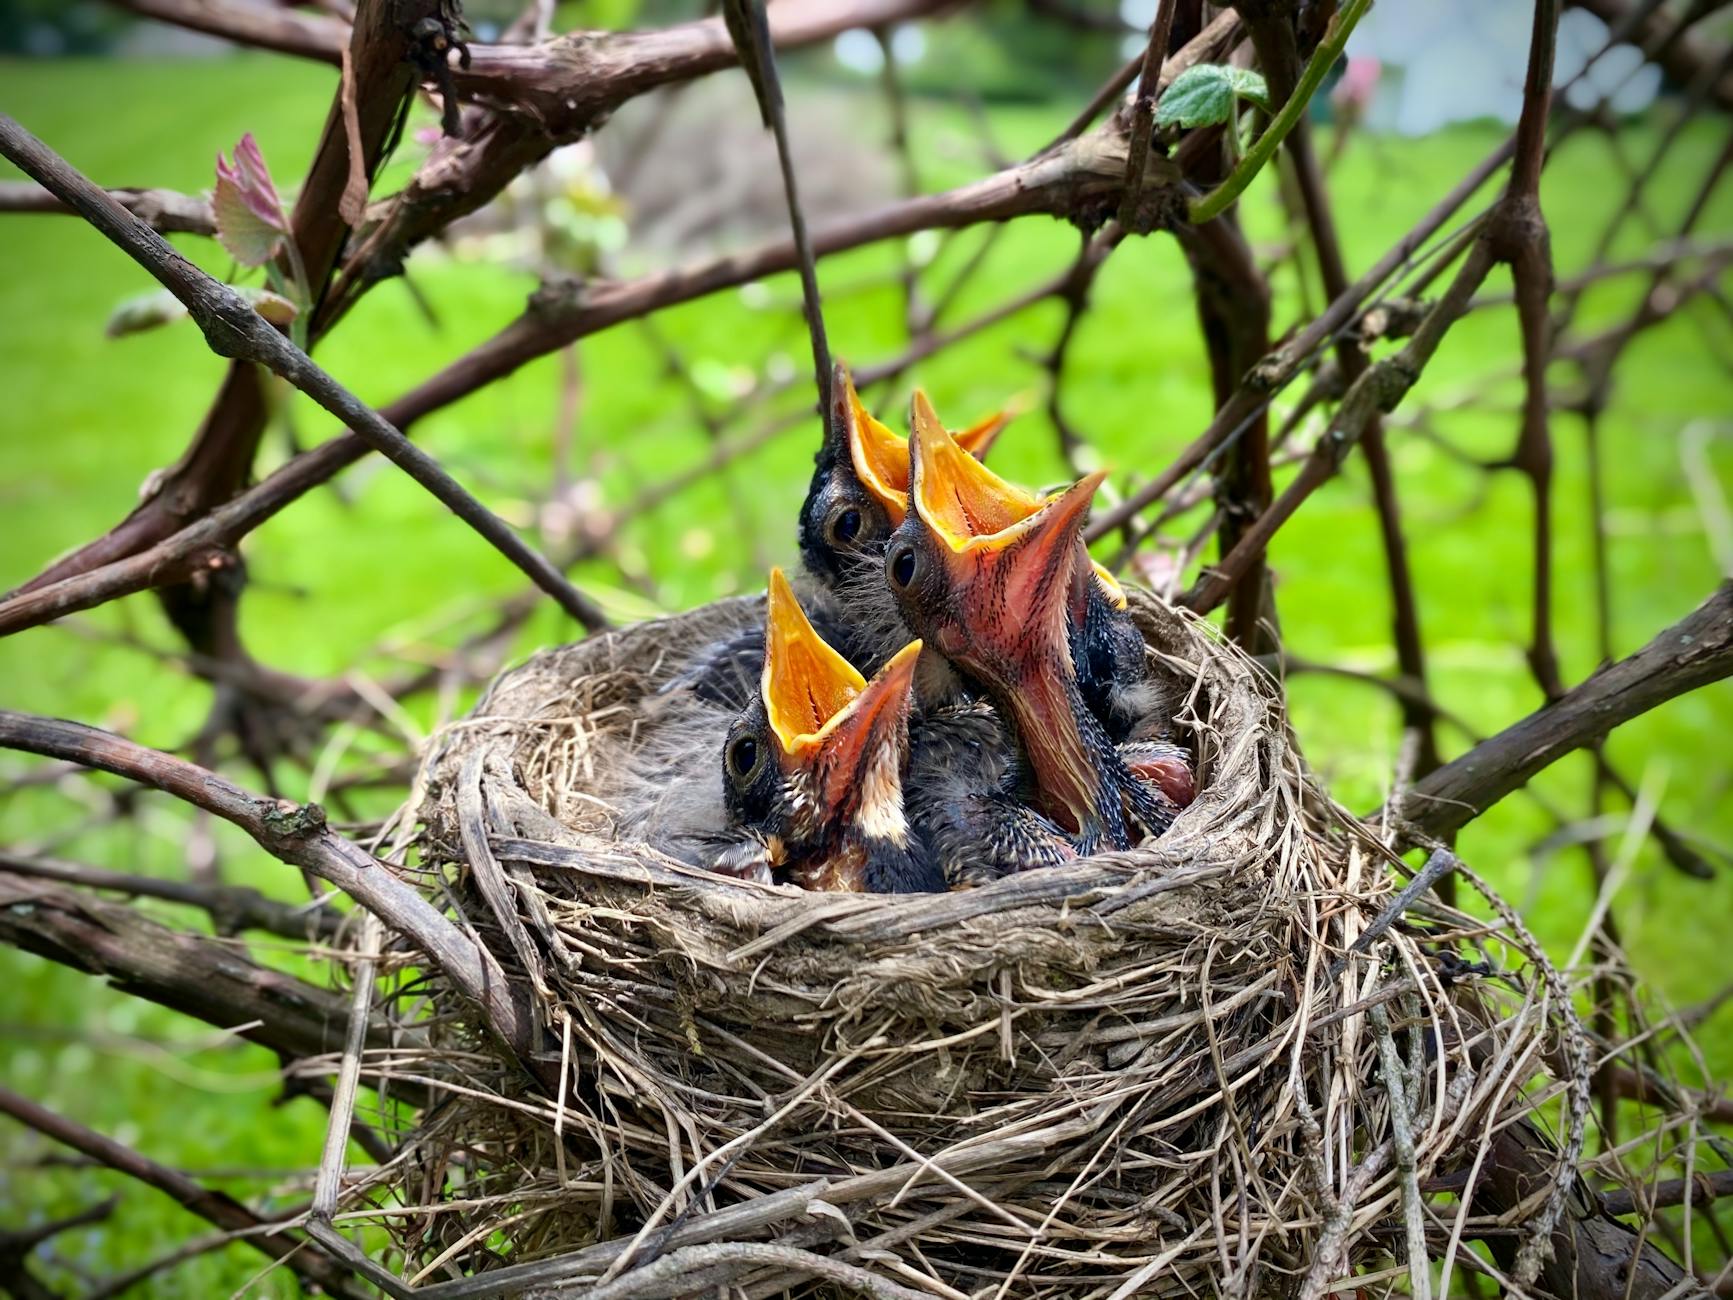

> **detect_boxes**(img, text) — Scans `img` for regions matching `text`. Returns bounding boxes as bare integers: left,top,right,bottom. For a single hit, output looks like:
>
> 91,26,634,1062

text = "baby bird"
720,569,944,893
905,696,1078,885
668,365,1005,709
898,394,1156,742
885,428,1186,856
797,362,1012,674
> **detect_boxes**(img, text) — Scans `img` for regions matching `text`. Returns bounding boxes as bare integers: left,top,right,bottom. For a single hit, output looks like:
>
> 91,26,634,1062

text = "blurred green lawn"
1,52,1731,1293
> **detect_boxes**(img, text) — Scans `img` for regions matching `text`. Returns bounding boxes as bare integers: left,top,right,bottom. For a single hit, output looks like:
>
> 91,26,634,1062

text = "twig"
85,1230,240,1300
1603,1169,1733,1219
1387,583,1733,841
0,710,535,1060
1188,0,1373,223
1370,1000,1429,1300
1327,847,1459,982
0,1196,117,1299
1182,235,1499,614
112,0,349,61
0,113,610,634
1086,131,1518,542
721,0,832,411
576,1241,928,1300
304,916,405,1294
0,1087,362,1298
1278,72,1444,800
0,849,344,941
1115,0,1177,232
0,866,394,1063
0,180,213,233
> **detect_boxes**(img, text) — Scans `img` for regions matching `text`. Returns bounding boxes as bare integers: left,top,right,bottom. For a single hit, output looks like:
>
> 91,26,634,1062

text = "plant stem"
1187,0,1372,224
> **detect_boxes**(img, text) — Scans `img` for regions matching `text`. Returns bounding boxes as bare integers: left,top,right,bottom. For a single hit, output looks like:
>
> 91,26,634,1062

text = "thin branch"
1115,0,1177,232
0,181,213,234
0,113,609,634
0,867,393,1062
1492,0,1565,699
0,710,535,1060
1566,0,1733,115
0,13,1253,632
1182,235,1499,614
1188,0,1373,224
328,0,953,328
1387,582,1733,842
1602,1169,1733,1219
113,0,348,62
0,1086,363,1298
720,0,832,410
0,1197,116,1300
1086,131,1518,542
1052,53,1142,150
0,849,344,941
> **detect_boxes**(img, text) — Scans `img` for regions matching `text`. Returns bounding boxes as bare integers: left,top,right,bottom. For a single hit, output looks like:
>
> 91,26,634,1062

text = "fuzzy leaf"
1155,64,1272,128
234,285,300,326
214,132,289,267
106,290,189,338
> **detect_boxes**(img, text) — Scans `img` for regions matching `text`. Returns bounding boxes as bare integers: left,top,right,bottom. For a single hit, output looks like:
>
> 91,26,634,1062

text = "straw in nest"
382,589,1589,1299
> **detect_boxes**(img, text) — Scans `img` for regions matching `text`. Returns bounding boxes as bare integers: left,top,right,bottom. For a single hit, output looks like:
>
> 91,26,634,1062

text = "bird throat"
995,663,1112,842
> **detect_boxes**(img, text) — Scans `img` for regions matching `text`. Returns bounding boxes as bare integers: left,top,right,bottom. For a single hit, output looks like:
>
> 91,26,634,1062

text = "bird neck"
995,664,1117,844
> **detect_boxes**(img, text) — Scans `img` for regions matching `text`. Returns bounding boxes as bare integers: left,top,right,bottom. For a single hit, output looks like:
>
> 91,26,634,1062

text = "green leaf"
1155,64,1272,129
105,289,188,338
1224,66,1271,111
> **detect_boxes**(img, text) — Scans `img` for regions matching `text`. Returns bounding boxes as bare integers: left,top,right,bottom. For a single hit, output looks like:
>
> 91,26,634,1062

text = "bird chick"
905,696,1077,886
885,424,1186,856
899,392,1157,741
667,364,1004,710
721,568,943,893
797,362,1012,676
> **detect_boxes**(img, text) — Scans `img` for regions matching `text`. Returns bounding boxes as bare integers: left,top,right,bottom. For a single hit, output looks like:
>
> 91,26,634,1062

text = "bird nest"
385,589,1589,1298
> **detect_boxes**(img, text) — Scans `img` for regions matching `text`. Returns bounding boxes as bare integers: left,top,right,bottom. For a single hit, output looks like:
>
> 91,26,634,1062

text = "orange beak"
841,373,1024,528
908,392,1125,610
764,568,922,823
842,368,913,525
949,385,1031,460
908,431,1114,835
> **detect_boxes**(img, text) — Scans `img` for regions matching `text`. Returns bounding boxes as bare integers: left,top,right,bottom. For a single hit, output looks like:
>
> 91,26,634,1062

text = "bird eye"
828,506,863,546
887,542,918,590
726,733,762,782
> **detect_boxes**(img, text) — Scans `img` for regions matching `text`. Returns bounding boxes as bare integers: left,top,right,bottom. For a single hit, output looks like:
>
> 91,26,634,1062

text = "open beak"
909,392,1124,608
764,566,866,751
844,376,1026,526
842,368,913,524
949,388,1028,461
764,569,921,823
909,436,1116,835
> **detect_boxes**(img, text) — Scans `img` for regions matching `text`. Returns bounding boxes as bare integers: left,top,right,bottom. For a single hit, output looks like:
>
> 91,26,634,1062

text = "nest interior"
393,590,1588,1298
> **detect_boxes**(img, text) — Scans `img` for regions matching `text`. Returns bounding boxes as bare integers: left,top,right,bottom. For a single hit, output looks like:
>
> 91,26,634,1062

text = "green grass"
2,52,1731,1293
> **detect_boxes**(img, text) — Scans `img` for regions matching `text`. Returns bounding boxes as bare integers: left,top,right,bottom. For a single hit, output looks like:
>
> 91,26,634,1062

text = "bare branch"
1183,235,1498,614
0,181,213,234
1388,582,1733,842
0,849,344,941
114,0,348,63
0,867,387,1061
1086,131,1518,542
0,112,610,634
1115,0,1176,232
720,0,832,409
0,1086,363,1298
1566,0,1733,115
0,710,535,1059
